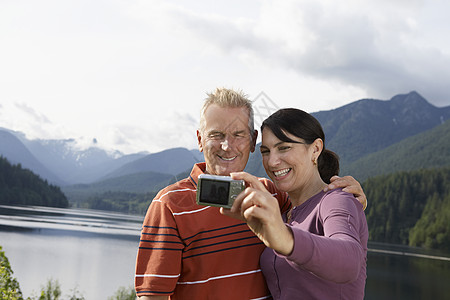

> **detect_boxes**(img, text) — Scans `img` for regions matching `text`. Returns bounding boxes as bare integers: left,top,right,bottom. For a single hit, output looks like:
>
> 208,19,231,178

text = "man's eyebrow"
234,130,248,134
207,130,223,134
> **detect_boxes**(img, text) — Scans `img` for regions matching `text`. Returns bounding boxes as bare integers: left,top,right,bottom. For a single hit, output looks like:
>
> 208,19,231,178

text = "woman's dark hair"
261,108,339,183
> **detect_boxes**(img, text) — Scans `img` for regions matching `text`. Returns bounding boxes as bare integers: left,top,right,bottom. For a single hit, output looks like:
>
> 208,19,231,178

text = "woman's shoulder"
323,187,354,198
320,188,362,212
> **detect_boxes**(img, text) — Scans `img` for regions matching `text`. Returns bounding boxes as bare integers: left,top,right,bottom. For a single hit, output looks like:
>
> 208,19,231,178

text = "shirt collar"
189,162,207,187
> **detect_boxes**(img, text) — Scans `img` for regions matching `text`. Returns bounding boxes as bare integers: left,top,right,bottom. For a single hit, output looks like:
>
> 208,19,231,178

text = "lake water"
0,205,142,299
1,205,449,299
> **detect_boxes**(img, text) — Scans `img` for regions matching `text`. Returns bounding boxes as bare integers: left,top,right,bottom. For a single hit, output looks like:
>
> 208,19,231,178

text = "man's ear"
250,130,258,153
197,130,204,152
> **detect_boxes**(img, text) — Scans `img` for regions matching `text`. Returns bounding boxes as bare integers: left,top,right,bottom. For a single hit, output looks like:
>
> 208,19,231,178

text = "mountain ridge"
1,91,449,191
0,130,64,185
343,120,450,181
312,91,450,164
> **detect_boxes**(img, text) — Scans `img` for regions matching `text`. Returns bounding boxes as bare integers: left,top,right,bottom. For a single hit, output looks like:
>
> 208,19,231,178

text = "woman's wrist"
273,225,294,256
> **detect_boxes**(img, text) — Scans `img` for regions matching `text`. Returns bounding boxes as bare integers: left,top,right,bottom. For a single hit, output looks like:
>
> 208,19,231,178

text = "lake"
0,205,142,299
1,205,449,299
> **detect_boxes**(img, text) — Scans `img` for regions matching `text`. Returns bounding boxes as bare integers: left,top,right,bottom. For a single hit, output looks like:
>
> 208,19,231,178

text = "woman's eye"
279,146,291,151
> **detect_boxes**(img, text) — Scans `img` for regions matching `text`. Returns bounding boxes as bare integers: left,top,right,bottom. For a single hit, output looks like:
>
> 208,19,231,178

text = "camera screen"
199,179,230,205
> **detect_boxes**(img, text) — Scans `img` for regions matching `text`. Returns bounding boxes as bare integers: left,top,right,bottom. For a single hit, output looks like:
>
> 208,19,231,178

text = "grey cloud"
170,1,450,107
14,102,52,124
287,4,450,106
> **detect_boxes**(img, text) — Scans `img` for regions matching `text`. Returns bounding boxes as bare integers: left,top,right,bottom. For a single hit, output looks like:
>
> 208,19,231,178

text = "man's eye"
209,133,224,139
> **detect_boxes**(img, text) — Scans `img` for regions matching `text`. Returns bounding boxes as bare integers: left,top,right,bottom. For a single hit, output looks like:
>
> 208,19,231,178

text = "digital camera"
196,174,245,208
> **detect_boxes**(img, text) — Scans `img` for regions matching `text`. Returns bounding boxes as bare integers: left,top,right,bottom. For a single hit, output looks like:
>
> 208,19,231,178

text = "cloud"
14,103,52,124
1,0,448,155
101,111,199,154
165,0,450,106
275,0,450,106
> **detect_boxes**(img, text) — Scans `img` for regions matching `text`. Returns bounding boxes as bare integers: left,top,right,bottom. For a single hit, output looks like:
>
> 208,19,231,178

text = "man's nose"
220,139,230,151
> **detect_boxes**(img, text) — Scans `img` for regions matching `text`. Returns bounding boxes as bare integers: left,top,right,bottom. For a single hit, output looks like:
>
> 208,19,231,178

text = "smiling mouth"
273,168,291,177
219,155,237,161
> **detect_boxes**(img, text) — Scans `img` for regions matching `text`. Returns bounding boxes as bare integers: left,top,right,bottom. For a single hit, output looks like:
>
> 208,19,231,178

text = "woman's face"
260,127,319,196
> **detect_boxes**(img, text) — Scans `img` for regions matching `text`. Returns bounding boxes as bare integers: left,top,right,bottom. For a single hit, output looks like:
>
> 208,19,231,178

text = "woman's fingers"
230,172,267,191
229,172,268,213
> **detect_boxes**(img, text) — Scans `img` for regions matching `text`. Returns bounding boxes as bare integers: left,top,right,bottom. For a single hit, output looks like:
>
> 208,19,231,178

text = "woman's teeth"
274,168,291,177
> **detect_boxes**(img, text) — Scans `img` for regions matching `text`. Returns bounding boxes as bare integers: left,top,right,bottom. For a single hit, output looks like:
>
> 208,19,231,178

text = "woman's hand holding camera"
221,172,294,256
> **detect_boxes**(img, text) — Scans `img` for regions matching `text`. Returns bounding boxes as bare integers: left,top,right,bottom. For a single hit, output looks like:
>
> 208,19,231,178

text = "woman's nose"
267,152,280,167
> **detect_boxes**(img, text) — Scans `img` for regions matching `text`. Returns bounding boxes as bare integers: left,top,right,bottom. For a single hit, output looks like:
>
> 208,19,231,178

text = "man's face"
197,104,257,176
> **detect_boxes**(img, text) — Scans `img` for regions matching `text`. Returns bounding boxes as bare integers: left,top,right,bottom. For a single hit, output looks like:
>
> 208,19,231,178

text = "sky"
1,0,449,155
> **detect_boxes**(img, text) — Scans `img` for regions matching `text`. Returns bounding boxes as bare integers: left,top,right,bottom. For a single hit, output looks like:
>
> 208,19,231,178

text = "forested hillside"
63,171,174,203
80,191,155,215
342,120,450,181
364,167,450,251
0,156,68,208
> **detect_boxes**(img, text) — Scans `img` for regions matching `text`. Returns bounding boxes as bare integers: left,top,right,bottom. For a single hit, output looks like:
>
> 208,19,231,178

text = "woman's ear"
311,138,324,162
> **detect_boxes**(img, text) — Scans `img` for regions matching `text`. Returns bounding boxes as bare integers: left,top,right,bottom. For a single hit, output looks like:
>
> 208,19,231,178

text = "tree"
0,246,23,300
107,286,136,300
364,167,450,250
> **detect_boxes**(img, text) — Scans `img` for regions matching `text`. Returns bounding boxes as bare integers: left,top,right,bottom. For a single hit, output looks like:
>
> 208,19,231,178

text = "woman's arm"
281,190,367,283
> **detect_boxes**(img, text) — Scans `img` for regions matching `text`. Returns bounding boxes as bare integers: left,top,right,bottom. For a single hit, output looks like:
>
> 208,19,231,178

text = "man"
135,88,366,299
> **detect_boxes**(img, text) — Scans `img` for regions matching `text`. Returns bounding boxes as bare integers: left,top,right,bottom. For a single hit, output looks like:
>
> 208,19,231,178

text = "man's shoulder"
155,177,196,201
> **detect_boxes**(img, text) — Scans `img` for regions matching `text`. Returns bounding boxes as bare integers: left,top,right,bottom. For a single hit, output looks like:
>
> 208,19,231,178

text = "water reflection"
1,205,449,299
0,205,142,299
0,205,142,236
366,248,450,300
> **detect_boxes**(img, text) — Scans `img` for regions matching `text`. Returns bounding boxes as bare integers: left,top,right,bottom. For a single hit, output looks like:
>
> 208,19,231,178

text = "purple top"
260,189,368,300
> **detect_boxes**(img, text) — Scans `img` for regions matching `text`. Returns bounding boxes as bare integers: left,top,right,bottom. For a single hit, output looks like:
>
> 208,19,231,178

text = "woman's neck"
289,175,327,207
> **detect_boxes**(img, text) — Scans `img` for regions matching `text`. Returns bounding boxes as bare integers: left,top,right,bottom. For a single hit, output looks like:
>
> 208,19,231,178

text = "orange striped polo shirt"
135,163,290,299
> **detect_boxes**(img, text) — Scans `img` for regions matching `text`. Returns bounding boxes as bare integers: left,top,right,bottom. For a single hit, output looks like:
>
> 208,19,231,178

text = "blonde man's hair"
199,88,255,139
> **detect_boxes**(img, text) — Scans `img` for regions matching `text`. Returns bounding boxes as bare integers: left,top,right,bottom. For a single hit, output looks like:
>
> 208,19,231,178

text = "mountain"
363,167,450,250
243,92,450,180
0,130,64,185
0,156,68,207
101,147,202,180
16,136,148,184
312,91,450,165
62,171,175,203
0,128,148,185
343,120,450,181
1,91,449,199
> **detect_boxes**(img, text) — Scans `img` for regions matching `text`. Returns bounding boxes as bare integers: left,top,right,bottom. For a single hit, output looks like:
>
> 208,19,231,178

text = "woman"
228,108,368,299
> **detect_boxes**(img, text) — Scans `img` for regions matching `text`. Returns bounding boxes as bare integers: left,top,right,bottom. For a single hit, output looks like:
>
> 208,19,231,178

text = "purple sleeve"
278,190,367,283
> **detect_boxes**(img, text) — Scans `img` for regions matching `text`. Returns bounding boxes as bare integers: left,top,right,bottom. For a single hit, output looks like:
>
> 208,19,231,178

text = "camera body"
196,174,245,208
